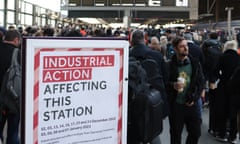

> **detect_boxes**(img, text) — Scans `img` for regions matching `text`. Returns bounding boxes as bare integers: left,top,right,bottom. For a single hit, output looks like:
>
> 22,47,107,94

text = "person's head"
209,32,218,39
131,30,145,46
0,27,6,42
159,35,168,53
165,29,172,35
8,25,15,30
64,29,82,37
43,27,54,36
223,40,238,52
4,30,21,47
150,36,161,51
106,28,112,36
172,36,188,60
183,32,193,41
113,30,120,37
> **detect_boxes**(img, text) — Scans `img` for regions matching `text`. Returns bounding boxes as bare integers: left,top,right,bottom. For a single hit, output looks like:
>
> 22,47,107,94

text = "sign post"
22,38,129,144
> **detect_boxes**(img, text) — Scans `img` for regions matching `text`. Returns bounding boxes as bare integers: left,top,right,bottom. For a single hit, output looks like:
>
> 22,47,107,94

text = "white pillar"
225,7,234,40
189,0,198,20
123,9,131,28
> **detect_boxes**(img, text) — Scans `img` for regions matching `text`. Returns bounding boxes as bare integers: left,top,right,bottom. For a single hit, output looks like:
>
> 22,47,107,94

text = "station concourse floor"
1,106,239,144
160,107,239,144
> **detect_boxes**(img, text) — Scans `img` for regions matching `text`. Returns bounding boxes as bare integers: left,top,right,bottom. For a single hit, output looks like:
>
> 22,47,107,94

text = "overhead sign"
22,38,129,144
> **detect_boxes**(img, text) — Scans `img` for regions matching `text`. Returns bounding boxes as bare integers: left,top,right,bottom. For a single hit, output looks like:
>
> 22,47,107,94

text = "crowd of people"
0,24,240,144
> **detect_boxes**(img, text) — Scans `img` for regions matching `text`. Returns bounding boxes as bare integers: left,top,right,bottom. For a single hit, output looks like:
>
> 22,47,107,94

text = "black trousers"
228,94,239,140
208,89,218,132
169,102,202,144
215,85,228,137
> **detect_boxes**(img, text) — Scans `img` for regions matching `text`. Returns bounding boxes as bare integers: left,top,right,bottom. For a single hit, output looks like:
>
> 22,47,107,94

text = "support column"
14,0,20,26
189,0,198,20
123,9,131,28
225,7,233,40
33,5,37,25
4,0,7,28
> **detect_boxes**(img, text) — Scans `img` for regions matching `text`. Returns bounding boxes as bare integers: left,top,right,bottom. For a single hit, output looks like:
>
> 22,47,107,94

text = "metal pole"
225,7,234,40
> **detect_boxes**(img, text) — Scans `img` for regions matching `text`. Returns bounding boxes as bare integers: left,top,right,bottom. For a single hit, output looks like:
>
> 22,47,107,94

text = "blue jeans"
0,112,20,144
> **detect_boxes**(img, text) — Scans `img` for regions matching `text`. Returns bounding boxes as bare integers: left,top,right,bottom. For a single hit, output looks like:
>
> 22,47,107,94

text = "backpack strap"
11,48,19,66
230,66,240,81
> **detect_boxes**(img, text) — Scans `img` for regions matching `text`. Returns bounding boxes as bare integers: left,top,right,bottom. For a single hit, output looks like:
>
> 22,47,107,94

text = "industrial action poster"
22,38,129,144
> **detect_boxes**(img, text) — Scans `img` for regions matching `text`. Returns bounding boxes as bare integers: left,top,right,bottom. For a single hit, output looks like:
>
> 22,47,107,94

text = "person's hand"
173,81,184,92
185,101,194,107
209,83,216,90
201,89,205,98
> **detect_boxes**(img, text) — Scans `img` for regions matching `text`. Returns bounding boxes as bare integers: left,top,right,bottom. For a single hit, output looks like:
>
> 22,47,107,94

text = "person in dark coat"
166,36,205,144
0,30,21,144
212,40,240,143
128,29,168,144
201,32,222,136
201,32,222,82
228,56,240,141
130,30,168,88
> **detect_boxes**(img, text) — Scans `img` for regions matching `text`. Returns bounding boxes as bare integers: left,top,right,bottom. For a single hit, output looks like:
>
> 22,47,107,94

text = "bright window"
25,15,33,25
7,11,14,24
7,0,15,10
25,3,33,14
21,13,25,25
0,0,4,9
0,11,4,26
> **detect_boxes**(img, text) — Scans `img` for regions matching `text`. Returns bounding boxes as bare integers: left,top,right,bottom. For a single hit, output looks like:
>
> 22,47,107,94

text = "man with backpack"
166,36,205,144
201,32,222,84
201,32,222,137
128,29,168,144
0,30,21,144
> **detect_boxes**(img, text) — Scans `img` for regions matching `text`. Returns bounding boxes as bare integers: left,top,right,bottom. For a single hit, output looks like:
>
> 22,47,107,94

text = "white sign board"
22,38,129,144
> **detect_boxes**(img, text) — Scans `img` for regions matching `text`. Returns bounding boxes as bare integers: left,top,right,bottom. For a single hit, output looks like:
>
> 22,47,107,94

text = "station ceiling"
62,0,190,25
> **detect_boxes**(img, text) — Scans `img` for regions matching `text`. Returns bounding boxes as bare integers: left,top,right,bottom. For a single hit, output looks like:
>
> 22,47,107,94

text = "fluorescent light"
78,18,101,24
163,23,185,28
131,23,141,27
109,23,141,28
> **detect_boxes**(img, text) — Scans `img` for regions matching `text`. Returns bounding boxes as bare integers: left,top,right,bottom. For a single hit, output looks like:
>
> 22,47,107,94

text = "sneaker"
228,138,237,144
208,129,216,137
215,135,228,142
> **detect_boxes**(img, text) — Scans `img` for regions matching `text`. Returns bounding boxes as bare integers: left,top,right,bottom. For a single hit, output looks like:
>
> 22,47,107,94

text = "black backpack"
0,48,21,113
128,56,164,143
203,44,222,77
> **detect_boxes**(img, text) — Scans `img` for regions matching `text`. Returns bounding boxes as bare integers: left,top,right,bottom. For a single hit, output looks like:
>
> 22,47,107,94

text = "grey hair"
223,40,238,52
